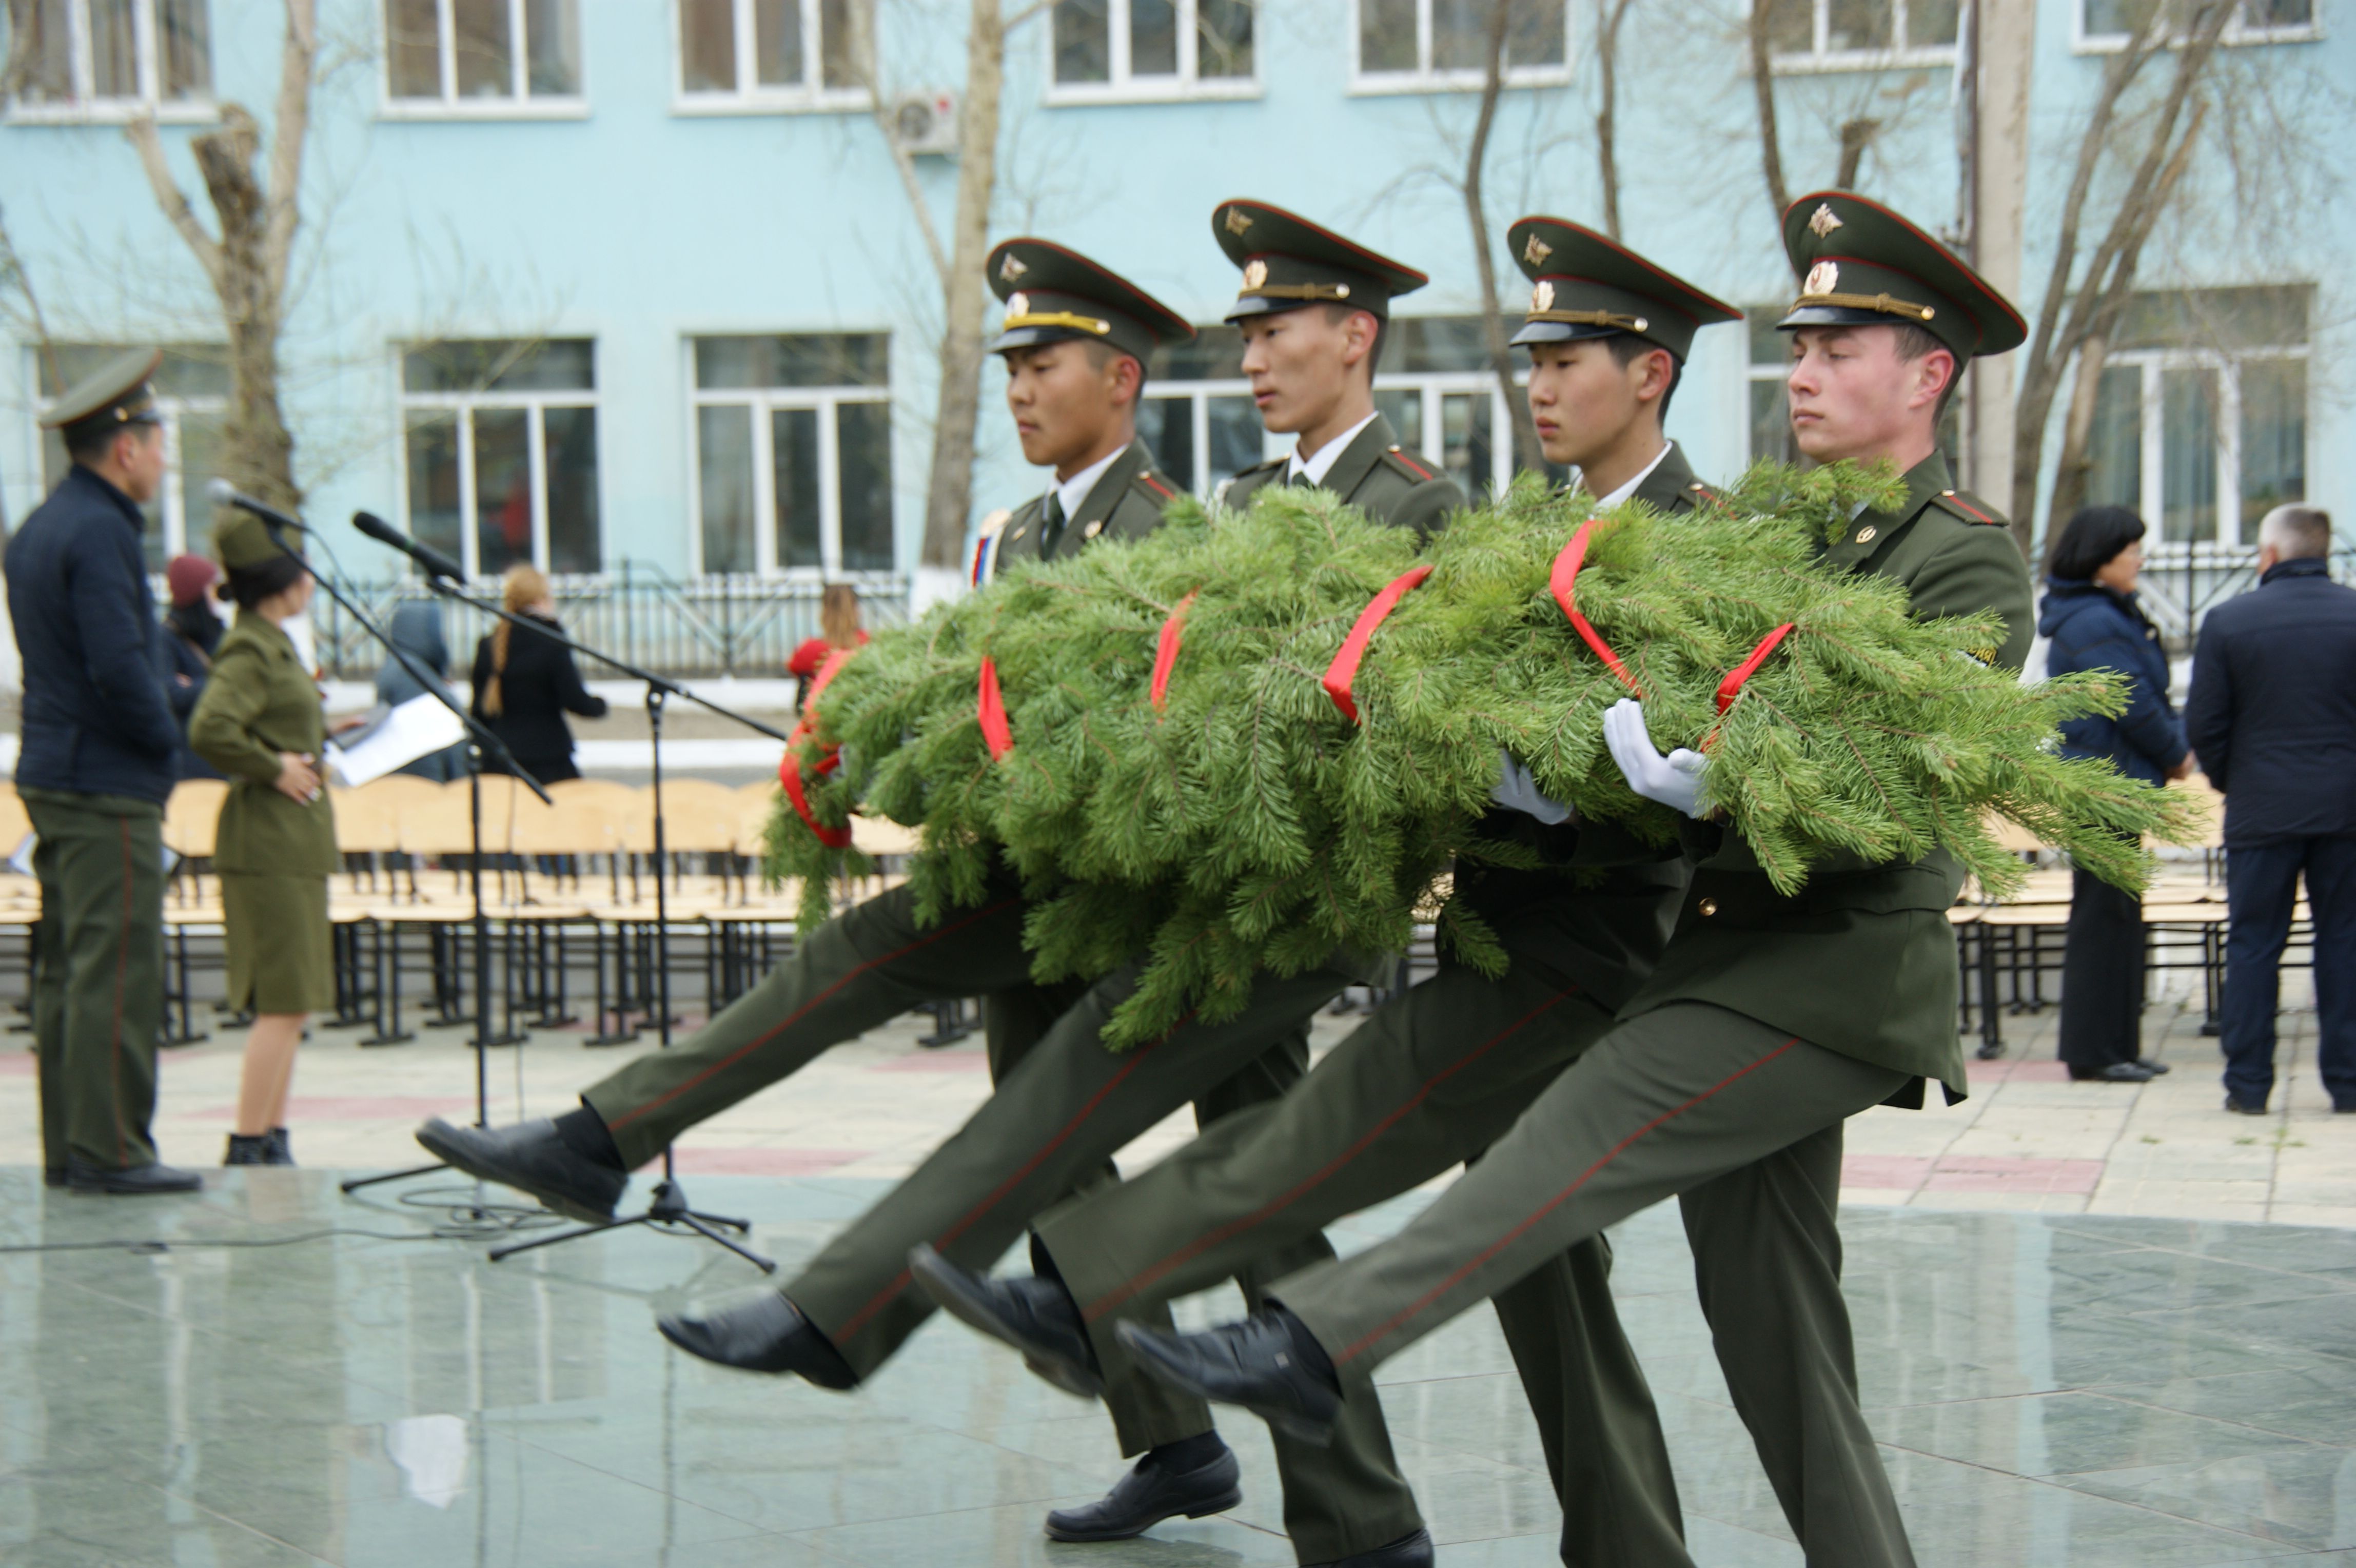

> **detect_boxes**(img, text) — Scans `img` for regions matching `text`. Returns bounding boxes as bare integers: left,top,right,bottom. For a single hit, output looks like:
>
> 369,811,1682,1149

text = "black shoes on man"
1117,1310,1345,1447
655,1289,858,1388
1042,1435,1243,1542
909,1243,1105,1398
62,1158,201,1194
415,1115,627,1224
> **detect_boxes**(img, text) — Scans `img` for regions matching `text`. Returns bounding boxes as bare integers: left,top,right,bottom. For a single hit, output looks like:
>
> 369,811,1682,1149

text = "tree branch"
125,113,226,292
1746,0,1791,220
1464,0,1544,475
848,0,952,292
1593,0,1633,239
262,0,317,289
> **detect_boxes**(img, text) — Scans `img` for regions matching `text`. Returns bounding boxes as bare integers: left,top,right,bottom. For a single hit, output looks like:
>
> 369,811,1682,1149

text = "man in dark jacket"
2184,505,2356,1114
5,348,199,1193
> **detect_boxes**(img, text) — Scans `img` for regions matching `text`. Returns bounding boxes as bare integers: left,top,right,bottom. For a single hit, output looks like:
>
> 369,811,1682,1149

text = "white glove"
1490,749,1573,825
1603,699,1709,818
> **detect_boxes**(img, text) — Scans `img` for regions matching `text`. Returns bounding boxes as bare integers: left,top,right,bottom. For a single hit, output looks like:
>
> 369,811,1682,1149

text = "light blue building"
2,0,2344,665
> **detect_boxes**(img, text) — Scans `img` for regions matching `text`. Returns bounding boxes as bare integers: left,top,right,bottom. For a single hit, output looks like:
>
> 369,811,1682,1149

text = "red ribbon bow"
779,645,856,848
1150,591,1198,715
1322,564,1435,724
1549,520,1643,697
976,657,1013,760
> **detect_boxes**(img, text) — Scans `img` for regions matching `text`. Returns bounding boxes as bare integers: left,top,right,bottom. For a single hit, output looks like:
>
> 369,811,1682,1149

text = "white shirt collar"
1287,411,1381,487
1050,445,1128,523
1588,440,1675,511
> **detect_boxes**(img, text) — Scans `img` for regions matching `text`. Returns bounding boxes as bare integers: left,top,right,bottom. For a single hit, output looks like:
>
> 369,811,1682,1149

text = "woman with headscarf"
376,602,467,782
158,553,225,780
2040,504,2195,1084
469,564,606,782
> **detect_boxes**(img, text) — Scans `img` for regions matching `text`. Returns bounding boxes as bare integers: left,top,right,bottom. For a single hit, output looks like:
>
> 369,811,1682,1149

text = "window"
400,339,601,578
383,0,582,115
2077,0,2318,48
675,0,869,109
36,344,226,572
1049,0,1255,101
1761,0,1958,70
690,335,894,577
1138,328,1277,497
2084,287,2309,546
1353,0,1568,90
1744,308,1802,466
8,0,212,120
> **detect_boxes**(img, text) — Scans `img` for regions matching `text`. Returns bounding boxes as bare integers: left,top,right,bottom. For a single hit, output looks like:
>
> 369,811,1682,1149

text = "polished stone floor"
3,1170,2354,1567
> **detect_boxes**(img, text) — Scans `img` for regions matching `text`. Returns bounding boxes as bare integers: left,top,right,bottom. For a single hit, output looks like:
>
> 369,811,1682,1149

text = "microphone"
206,478,309,535
354,509,466,582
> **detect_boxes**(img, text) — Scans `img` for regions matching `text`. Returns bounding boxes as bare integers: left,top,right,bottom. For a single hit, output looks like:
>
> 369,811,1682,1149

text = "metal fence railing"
308,562,911,680
2136,543,2353,650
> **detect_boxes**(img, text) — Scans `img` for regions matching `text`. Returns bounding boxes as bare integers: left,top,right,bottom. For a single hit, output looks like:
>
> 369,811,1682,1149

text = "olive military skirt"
221,873,335,1015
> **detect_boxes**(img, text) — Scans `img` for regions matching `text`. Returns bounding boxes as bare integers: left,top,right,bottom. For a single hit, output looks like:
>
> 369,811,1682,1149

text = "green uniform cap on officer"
213,505,303,574
1210,199,1427,324
1776,189,2026,361
986,238,1194,363
1506,217,1741,361
39,347,164,450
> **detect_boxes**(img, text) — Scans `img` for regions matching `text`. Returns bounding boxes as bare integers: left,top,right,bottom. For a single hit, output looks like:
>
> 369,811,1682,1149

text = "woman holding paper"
189,511,338,1167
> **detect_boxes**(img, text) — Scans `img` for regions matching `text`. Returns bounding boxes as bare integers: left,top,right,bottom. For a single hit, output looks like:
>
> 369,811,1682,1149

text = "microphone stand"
375,557,783,1271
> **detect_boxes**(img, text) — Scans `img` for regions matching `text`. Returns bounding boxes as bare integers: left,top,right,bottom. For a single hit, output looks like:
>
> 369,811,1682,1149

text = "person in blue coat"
2185,504,2356,1115
2040,504,2192,1082
5,348,199,1193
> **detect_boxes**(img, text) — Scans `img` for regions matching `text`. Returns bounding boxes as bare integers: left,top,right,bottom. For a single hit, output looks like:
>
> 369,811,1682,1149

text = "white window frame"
1140,380,1283,496
380,0,587,121
670,0,872,114
1042,0,1261,106
397,356,603,579
30,348,228,560
2096,344,2307,550
1142,370,1519,496
2073,0,2323,51
686,363,896,580
1764,0,1958,73
4,0,214,124
1348,0,1573,92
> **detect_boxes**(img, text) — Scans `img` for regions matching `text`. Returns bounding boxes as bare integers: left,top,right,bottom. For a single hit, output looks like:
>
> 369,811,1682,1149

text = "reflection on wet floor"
0,1169,2350,1566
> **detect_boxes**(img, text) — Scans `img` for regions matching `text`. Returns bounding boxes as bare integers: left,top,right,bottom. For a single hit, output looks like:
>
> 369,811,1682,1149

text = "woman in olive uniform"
190,511,338,1167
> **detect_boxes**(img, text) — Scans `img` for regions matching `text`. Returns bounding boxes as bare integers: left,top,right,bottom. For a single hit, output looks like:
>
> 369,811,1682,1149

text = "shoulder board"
1679,479,1727,512
1130,469,1178,505
1379,444,1438,483
1234,455,1286,479
1925,487,2008,527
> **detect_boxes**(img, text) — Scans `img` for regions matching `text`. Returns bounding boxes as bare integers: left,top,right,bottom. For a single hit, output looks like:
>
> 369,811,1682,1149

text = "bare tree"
1591,0,1635,239
2009,0,2236,553
1745,0,1793,219
1459,0,1545,475
125,0,319,511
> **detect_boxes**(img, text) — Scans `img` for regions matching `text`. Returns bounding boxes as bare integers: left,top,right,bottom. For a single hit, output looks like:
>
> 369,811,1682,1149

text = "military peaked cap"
1506,217,1740,361
40,346,164,443
1211,200,1426,324
986,238,1194,364
1777,190,2026,361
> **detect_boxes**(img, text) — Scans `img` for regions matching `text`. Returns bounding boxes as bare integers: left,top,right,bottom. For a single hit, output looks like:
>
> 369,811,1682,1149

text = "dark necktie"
1038,491,1067,558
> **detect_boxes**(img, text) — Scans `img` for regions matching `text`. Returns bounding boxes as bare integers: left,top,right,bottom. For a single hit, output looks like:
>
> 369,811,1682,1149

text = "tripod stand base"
487,1180,777,1272
340,1162,446,1194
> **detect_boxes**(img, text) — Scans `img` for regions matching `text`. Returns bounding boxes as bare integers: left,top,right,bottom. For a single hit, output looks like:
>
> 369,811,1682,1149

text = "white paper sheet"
324,694,468,788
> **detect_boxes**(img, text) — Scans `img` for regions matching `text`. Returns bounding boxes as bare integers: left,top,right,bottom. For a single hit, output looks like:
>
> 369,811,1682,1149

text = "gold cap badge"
1530,280,1555,312
1804,260,1840,296
1523,234,1553,266
1224,206,1253,236
999,253,1028,281
1808,203,1844,237
1006,291,1029,315
1242,259,1268,290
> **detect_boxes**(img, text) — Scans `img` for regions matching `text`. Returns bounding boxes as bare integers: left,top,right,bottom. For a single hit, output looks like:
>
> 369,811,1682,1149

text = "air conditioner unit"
890,91,958,156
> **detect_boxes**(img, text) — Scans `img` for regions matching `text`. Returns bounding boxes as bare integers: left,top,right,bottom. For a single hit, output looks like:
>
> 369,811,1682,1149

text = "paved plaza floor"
1,979,2350,1564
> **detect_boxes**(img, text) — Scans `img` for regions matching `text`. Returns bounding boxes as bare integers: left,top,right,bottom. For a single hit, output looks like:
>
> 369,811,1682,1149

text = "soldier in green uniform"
915,218,1743,1568
1112,192,2034,1568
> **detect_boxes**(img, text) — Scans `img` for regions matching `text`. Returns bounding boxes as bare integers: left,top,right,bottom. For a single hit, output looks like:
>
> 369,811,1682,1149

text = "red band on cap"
977,657,1013,759
1150,591,1198,715
1549,521,1642,697
1323,564,1434,724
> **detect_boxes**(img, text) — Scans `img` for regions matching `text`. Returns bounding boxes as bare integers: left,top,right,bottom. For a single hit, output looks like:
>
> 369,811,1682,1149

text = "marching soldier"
1113,192,2034,1568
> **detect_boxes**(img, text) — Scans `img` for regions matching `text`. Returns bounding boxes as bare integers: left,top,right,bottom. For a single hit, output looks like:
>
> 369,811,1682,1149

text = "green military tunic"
994,440,1179,565
190,609,338,1015
1218,411,1460,540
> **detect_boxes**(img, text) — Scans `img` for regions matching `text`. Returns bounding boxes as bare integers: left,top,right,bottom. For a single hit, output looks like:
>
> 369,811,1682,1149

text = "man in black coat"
6,348,198,1192
2184,505,2356,1114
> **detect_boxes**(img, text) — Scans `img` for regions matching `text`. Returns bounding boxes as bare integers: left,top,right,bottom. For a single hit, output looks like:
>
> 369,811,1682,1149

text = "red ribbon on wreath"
976,657,1014,760
1549,519,1643,697
778,644,856,848
1322,564,1435,724
1150,591,1198,715
1701,623,1797,752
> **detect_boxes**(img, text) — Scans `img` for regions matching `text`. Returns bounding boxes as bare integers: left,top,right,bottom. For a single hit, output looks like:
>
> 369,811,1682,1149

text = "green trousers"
21,789,166,1173
583,877,1421,1563
1034,962,1690,1567
1273,1002,1919,1568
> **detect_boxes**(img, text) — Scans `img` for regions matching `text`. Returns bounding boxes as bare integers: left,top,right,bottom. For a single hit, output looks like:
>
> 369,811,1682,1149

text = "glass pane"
542,406,599,572
819,0,860,87
453,0,515,97
473,408,535,576
1055,0,1111,82
1441,391,1492,500
405,338,594,393
524,0,579,94
1766,0,1815,52
680,0,736,91
2244,0,2312,24
694,334,889,389
404,410,466,575
1359,0,1418,71
1374,387,1422,452
23,0,73,104
772,407,823,570
42,343,229,401
1138,396,1196,491
2160,365,2218,544
1748,377,1798,466
1907,0,1960,46
387,0,443,98
1506,0,1563,67
176,408,226,562
836,402,895,571
1432,0,1485,70
2086,364,2141,512
160,0,213,98
2239,357,2305,541
1198,0,1252,76
89,0,137,96
1150,326,1246,381
1207,395,1264,483
1825,0,1892,49
754,0,803,85
1132,0,1178,74
2114,284,2310,354
2083,0,2158,37
697,405,757,575
1389,316,1496,374
1746,305,1792,366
